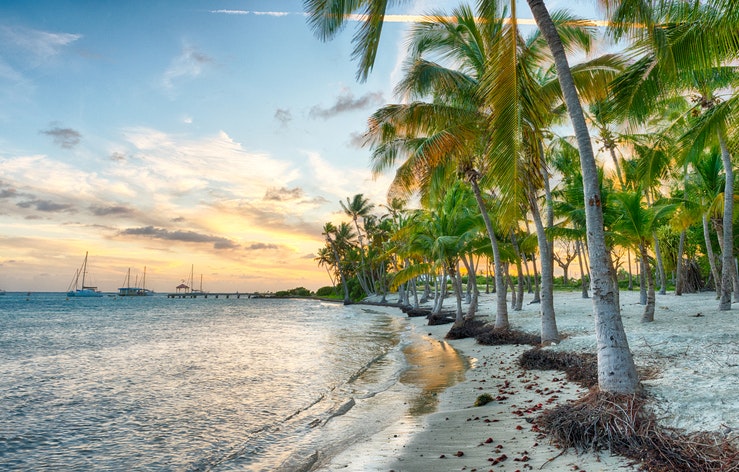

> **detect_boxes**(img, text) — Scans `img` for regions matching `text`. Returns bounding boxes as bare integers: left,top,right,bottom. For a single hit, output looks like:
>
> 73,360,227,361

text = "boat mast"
81,252,89,288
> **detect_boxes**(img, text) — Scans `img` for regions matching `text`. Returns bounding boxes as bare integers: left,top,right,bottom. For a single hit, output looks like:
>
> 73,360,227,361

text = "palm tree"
322,222,352,303
305,0,641,394
687,149,726,297
607,0,739,309
611,187,677,322
340,194,375,296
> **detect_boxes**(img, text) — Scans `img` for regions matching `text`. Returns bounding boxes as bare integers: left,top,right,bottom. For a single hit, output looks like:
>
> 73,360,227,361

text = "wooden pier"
165,292,269,299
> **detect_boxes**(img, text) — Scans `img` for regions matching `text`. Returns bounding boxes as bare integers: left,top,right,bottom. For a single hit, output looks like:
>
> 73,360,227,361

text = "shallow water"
0,293,466,471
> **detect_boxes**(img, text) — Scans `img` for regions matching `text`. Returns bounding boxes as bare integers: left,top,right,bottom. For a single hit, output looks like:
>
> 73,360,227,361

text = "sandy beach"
318,289,739,471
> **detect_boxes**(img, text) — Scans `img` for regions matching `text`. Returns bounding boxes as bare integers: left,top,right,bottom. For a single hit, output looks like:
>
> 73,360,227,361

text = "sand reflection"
400,336,468,416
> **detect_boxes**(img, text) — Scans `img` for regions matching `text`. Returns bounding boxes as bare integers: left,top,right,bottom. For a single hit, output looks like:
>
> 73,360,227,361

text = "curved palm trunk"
640,242,656,322
703,214,721,297
469,177,509,329
719,130,734,310
527,0,639,394
529,191,558,343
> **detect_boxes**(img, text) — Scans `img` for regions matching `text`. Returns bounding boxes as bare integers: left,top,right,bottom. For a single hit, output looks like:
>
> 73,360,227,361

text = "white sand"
318,289,738,471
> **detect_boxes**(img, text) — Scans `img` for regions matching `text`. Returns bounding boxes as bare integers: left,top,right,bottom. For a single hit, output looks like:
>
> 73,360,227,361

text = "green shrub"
474,393,494,407
315,286,336,297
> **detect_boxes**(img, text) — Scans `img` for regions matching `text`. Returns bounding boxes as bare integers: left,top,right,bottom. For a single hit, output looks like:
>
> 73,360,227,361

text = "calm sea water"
0,292,464,471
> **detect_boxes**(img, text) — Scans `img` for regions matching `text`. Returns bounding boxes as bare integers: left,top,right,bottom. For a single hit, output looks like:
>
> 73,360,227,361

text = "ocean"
0,292,466,471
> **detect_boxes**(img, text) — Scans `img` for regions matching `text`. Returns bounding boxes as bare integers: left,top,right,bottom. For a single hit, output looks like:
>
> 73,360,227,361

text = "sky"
0,0,599,293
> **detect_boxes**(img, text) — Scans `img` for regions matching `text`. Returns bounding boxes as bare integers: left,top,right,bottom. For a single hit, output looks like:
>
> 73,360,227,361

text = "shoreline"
319,289,739,471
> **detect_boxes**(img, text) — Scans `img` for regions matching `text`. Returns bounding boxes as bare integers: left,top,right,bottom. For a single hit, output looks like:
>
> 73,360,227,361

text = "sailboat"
188,265,206,294
66,252,103,297
117,266,154,297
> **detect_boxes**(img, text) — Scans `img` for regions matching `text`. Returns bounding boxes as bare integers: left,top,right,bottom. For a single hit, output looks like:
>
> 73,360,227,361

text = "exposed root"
536,390,739,472
445,319,488,340
474,327,540,346
519,348,598,388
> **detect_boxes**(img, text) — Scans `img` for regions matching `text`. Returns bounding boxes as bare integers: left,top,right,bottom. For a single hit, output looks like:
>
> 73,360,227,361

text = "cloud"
1,25,81,60
162,45,214,89
41,125,82,149
309,90,384,119
274,108,292,127
119,225,239,249
245,242,280,251
110,151,126,162
210,10,293,17
348,131,367,149
17,199,75,213
264,186,304,202
89,204,134,217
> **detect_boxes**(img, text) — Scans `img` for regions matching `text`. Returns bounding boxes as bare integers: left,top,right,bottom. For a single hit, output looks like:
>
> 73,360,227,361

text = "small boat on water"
67,252,103,297
118,267,154,297
0,289,6,296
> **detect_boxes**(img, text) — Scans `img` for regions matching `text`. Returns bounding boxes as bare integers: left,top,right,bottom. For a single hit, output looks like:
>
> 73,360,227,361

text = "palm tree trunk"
641,242,655,322
577,239,589,298
462,255,479,320
653,233,666,295
703,214,721,298
528,190,558,343
327,237,351,304
527,0,639,394
469,177,509,328
531,252,542,303
510,229,525,311
718,129,734,309
639,255,647,305
627,249,634,290
675,230,686,296
451,263,464,326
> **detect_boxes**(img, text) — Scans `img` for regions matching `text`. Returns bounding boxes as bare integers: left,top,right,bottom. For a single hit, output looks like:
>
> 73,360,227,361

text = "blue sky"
0,0,599,293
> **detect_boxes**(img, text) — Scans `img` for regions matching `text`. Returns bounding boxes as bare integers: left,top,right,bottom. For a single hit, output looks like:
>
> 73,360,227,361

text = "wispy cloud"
274,108,292,127
40,125,82,149
89,204,134,217
264,187,304,202
1,25,81,59
245,242,280,250
17,198,75,213
119,226,239,250
210,10,294,17
309,90,384,119
162,44,214,89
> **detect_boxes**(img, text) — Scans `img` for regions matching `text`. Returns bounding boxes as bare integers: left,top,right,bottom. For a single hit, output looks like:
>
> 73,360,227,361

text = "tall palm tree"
305,0,641,394
340,194,375,295
322,222,352,303
687,149,726,297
